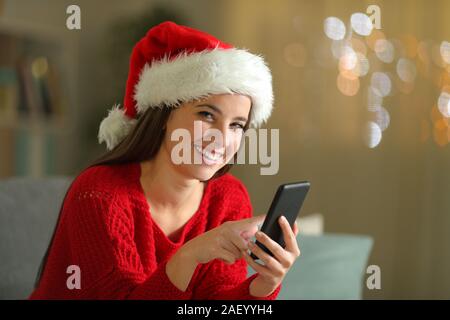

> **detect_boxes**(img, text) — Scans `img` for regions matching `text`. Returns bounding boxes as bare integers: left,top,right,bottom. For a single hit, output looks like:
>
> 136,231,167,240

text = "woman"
30,21,300,300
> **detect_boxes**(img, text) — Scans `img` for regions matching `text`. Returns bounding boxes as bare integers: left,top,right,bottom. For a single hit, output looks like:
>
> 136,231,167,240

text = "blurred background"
0,0,449,299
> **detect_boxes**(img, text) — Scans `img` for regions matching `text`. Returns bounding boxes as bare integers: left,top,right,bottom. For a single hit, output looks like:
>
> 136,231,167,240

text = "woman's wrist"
166,247,198,292
249,276,278,298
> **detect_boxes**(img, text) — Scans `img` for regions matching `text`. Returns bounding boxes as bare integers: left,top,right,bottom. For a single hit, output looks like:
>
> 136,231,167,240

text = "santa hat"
98,21,274,151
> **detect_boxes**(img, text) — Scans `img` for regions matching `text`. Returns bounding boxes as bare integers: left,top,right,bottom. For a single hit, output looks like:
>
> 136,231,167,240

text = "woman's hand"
166,214,266,292
243,215,300,297
180,214,266,265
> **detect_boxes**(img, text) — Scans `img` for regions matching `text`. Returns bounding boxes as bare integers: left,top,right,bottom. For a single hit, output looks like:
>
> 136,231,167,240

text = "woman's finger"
230,229,251,251
242,250,271,277
254,231,291,268
247,241,284,276
235,214,266,236
224,221,254,250
279,216,300,255
221,239,243,259
293,222,299,236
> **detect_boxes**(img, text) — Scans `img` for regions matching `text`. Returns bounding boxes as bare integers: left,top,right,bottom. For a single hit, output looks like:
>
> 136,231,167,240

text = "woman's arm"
249,275,280,297
166,246,198,292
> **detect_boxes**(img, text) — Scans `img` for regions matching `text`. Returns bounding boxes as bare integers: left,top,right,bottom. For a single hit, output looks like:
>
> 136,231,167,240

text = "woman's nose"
204,121,239,147
206,122,227,138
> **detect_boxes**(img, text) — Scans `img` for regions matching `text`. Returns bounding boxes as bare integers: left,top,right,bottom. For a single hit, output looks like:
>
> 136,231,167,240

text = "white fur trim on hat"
134,48,274,128
98,104,137,151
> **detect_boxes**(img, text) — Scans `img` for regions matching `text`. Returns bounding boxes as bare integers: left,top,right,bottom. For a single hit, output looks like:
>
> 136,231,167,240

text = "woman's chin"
188,163,225,181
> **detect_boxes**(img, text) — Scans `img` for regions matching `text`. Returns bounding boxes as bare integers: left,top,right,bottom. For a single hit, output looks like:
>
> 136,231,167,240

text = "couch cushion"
248,234,373,299
0,176,73,299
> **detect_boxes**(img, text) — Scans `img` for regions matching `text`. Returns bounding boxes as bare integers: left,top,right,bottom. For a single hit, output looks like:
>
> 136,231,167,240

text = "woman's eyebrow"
196,104,248,122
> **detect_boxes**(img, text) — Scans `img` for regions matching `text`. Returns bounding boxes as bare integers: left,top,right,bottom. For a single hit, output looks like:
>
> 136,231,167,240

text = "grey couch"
0,177,373,300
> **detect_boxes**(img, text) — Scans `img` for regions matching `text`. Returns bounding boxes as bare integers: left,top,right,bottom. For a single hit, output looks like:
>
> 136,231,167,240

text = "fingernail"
256,231,262,237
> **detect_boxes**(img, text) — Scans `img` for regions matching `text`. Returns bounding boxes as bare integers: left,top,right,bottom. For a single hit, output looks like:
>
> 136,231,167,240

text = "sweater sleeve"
65,189,196,299
191,179,282,300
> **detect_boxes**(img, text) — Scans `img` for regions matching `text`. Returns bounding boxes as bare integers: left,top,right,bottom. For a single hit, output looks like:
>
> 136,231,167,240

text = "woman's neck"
140,149,203,216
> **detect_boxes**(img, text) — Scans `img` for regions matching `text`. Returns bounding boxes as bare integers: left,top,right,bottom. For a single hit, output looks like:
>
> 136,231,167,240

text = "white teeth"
194,144,224,163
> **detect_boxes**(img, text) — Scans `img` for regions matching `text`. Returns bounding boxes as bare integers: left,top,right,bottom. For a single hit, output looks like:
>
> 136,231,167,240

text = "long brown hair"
34,101,251,289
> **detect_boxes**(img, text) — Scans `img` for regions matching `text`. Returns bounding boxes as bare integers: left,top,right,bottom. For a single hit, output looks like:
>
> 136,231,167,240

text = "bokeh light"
434,118,449,130
364,121,383,148
337,72,360,96
370,106,390,131
322,13,449,147
352,52,370,77
367,86,383,112
338,46,357,71
431,104,443,122
375,39,395,63
437,91,450,117
440,41,450,65
432,43,445,68
331,40,347,59
396,58,417,83
340,69,359,80
417,40,431,63
433,125,449,146
350,13,373,36
324,17,346,41
439,73,450,89
371,72,392,97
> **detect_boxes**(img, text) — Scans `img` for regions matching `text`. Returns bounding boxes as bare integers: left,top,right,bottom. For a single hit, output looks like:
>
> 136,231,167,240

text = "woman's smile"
193,143,225,166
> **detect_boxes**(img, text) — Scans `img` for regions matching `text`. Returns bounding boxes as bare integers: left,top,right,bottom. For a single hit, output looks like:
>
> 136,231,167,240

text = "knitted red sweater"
29,162,282,300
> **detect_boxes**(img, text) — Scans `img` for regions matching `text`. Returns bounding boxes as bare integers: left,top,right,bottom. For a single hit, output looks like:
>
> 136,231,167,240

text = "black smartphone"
250,181,310,260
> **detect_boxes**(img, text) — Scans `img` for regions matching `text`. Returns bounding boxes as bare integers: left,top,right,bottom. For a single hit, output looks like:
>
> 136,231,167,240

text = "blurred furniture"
0,177,373,299
0,18,77,178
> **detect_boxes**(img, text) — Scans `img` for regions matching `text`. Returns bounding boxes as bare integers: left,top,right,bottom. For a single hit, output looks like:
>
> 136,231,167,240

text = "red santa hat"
98,21,274,150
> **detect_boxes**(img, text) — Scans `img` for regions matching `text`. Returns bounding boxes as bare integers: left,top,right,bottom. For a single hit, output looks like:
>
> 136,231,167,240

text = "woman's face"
161,94,251,181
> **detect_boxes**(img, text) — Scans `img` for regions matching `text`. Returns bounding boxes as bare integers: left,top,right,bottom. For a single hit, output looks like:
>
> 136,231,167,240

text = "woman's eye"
198,111,214,120
231,123,245,130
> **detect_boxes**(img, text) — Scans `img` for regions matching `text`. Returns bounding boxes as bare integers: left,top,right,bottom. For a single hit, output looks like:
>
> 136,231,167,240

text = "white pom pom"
98,104,137,150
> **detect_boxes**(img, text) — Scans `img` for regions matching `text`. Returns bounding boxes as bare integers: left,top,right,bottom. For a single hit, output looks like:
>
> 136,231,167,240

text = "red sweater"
29,162,282,300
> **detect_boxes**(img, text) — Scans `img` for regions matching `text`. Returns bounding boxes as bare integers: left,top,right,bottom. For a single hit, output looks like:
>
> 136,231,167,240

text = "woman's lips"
193,144,225,165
